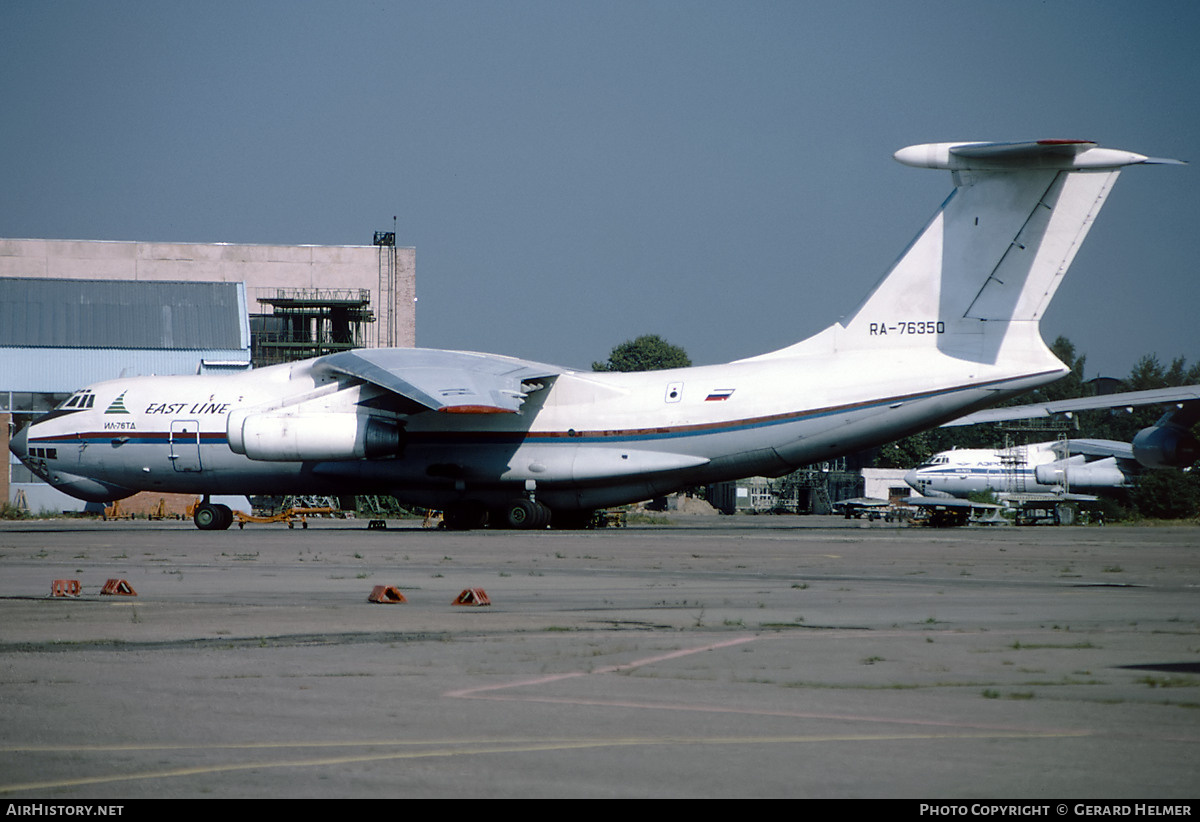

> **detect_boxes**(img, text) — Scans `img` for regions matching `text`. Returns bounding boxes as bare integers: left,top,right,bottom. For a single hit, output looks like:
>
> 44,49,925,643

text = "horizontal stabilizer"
894,140,1184,171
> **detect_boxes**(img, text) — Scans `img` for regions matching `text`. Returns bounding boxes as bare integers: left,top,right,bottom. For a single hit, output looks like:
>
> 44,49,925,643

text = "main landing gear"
499,498,550,529
440,498,593,530
193,497,234,530
441,498,551,530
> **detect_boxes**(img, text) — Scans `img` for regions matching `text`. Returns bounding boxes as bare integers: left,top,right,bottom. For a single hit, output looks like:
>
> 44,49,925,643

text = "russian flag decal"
705,388,735,402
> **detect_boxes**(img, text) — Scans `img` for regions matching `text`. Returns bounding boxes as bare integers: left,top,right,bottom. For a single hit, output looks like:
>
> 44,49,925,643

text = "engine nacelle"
1034,457,1128,488
227,411,402,461
1131,424,1200,469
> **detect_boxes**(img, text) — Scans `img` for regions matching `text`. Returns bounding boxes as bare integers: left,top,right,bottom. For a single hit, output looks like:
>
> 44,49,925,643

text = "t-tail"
767,140,1182,369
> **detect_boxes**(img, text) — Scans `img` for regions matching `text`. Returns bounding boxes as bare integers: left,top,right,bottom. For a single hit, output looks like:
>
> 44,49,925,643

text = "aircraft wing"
1046,439,1136,461
942,384,1200,427
904,496,1001,510
316,348,562,414
836,497,890,508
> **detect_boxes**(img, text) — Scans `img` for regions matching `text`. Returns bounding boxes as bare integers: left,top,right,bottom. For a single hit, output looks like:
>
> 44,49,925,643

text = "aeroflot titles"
919,806,1192,817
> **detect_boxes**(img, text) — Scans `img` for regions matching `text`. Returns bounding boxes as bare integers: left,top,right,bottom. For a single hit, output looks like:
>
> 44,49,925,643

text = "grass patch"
1010,640,1096,650
1136,675,1199,689
624,512,674,526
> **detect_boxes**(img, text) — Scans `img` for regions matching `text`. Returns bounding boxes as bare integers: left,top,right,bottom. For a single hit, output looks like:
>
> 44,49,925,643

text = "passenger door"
169,419,203,472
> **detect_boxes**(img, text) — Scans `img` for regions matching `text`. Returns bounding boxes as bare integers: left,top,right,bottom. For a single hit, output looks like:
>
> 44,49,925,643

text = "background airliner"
912,383,1200,497
10,140,1184,529
905,439,1136,498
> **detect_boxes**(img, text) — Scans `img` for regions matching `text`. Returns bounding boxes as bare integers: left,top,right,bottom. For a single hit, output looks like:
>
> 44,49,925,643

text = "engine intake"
1034,457,1127,488
1131,424,1200,469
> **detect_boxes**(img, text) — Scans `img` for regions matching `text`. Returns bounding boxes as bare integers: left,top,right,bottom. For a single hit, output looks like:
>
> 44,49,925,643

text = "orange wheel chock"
100,579,137,596
368,585,407,604
50,579,82,598
453,588,491,606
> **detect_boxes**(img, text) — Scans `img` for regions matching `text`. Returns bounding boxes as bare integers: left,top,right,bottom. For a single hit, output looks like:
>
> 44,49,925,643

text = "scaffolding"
998,418,1076,494
375,229,397,348
999,437,1029,494
251,288,374,366
766,458,862,514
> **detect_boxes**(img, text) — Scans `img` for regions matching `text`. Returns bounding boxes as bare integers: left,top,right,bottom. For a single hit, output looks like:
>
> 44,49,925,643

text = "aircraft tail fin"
826,140,1179,364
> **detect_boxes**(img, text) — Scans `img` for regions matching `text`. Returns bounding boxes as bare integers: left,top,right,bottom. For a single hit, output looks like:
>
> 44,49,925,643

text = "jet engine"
227,411,402,461
1131,423,1200,469
1034,457,1128,488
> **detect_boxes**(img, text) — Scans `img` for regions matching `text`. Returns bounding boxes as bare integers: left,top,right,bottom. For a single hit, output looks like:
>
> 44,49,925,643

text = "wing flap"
317,348,562,414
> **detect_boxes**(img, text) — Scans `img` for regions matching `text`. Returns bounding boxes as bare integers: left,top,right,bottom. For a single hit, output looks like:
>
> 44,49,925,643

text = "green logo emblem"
105,391,130,414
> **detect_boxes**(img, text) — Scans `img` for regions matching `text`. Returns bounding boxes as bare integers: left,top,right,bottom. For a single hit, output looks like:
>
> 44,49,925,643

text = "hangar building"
2,236,416,512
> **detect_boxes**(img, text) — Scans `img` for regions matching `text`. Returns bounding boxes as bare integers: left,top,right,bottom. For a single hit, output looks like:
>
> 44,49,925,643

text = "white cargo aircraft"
904,439,1138,498
909,383,1200,498
9,140,1184,529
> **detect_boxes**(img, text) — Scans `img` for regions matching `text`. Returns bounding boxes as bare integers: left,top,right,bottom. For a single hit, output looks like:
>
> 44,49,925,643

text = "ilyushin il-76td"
10,140,1184,529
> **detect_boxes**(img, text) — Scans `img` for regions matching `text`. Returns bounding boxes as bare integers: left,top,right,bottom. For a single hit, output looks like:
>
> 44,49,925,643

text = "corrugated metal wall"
0,278,247,350
0,277,250,397
1,349,251,396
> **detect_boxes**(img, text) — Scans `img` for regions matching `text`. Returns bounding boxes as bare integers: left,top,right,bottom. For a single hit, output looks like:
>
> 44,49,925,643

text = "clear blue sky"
2,1,1196,378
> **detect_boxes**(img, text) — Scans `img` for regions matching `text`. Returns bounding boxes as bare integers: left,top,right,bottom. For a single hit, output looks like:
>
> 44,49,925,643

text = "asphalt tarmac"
0,514,1197,799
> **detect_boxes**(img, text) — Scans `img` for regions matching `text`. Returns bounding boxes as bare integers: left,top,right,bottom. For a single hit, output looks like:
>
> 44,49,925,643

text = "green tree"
1085,354,1200,443
1025,336,1089,404
592,334,692,372
1129,469,1200,520
871,338,1200,473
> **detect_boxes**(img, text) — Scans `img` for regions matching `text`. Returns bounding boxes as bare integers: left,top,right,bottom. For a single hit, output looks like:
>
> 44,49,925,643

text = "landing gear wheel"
500,499,550,529
194,502,234,531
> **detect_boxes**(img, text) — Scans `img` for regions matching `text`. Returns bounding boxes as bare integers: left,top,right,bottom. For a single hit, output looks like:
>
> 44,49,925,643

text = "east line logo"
105,391,130,414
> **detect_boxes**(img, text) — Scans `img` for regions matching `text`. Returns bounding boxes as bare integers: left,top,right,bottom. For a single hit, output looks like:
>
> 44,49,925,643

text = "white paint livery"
904,440,1136,499
10,141,1181,529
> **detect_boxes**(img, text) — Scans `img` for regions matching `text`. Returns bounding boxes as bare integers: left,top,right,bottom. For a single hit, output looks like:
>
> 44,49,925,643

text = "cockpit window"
59,390,95,410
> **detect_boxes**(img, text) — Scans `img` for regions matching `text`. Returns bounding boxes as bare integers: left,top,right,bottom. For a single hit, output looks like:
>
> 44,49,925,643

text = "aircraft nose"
903,469,923,491
9,424,28,461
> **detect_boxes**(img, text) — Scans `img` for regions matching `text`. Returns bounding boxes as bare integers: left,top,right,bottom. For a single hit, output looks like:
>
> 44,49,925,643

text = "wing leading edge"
943,384,1200,427
317,348,562,414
